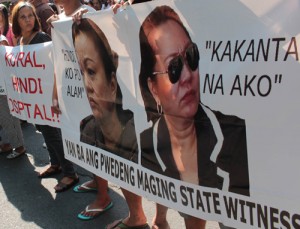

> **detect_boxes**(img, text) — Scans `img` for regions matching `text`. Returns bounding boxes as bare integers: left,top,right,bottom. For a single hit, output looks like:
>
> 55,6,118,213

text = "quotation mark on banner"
274,74,282,84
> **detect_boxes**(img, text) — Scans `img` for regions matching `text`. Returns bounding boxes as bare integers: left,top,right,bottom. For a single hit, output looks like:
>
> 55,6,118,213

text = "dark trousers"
36,125,76,177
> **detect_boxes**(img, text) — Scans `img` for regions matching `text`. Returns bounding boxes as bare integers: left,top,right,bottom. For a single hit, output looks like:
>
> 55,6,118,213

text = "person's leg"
40,126,76,175
78,176,112,218
44,127,76,176
120,189,147,226
36,124,60,167
6,116,25,152
152,204,170,229
0,95,25,154
36,124,63,178
184,216,206,229
36,125,77,190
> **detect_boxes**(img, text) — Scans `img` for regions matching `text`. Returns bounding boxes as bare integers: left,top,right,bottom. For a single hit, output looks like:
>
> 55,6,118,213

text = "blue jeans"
36,125,76,177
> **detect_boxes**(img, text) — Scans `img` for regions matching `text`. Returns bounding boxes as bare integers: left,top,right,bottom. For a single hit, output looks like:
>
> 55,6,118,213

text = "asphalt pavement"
0,122,220,229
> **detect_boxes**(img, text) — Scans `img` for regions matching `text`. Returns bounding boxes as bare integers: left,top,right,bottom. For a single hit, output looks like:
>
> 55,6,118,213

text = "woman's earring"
157,101,162,114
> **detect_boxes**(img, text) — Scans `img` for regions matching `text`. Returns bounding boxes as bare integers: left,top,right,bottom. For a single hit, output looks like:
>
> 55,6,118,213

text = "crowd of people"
0,0,237,229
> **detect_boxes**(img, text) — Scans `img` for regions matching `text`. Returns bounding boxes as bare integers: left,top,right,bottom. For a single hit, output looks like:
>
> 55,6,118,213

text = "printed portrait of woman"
139,5,249,196
72,18,138,162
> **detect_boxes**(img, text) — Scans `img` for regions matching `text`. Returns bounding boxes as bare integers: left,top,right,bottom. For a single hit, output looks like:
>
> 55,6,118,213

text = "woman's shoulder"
80,115,95,132
80,115,97,144
199,104,246,127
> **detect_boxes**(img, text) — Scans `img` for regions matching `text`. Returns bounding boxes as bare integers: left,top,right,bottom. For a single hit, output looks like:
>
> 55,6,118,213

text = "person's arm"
72,8,88,24
46,14,60,28
51,73,61,115
111,0,131,14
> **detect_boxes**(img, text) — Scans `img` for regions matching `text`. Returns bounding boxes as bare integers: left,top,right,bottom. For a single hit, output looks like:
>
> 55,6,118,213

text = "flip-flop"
77,202,113,220
73,181,97,193
6,150,26,159
105,219,150,229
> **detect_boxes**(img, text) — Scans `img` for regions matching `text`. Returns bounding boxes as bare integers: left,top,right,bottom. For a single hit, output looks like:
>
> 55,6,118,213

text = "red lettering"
18,101,25,112
34,104,43,119
38,78,43,94
10,77,43,94
8,98,31,116
43,105,51,121
33,51,43,68
12,76,19,92
24,52,33,67
28,78,37,93
5,52,12,66
8,98,15,112
4,51,44,68
17,52,25,67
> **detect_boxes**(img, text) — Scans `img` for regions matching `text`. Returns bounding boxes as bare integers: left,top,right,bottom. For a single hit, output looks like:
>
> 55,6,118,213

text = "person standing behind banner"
0,35,26,159
11,1,79,192
91,0,101,10
29,0,55,36
48,0,95,116
46,2,96,182
48,3,59,15
138,5,249,229
29,0,55,151
0,4,17,46
0,95,27,159
71,18,149,229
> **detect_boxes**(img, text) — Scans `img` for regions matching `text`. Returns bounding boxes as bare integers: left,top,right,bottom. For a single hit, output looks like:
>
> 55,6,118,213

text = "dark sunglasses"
152,42,199,84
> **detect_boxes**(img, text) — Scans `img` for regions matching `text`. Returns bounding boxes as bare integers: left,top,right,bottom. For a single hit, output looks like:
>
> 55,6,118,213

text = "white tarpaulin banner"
52,0,300,227
1,0,299,227
0,42,60,127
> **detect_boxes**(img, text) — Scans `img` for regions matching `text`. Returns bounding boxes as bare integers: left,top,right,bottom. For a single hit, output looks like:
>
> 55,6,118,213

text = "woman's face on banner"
148,20,200,119
74,32,115,121
18,6,35,34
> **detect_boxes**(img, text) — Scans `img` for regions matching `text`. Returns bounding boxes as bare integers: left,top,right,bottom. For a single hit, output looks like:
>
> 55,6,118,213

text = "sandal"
106,218,150,229
38,166,62,178
0,144,13,153
73,181,97,193
7,149,26,159
77,202,113,220
55,176,79,193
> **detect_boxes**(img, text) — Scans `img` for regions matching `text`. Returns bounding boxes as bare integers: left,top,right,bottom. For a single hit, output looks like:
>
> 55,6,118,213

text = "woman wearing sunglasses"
139,5,249,229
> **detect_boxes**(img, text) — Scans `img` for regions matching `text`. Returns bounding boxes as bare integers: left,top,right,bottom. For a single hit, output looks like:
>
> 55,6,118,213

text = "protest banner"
0,42,59,126
39,0,300,227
